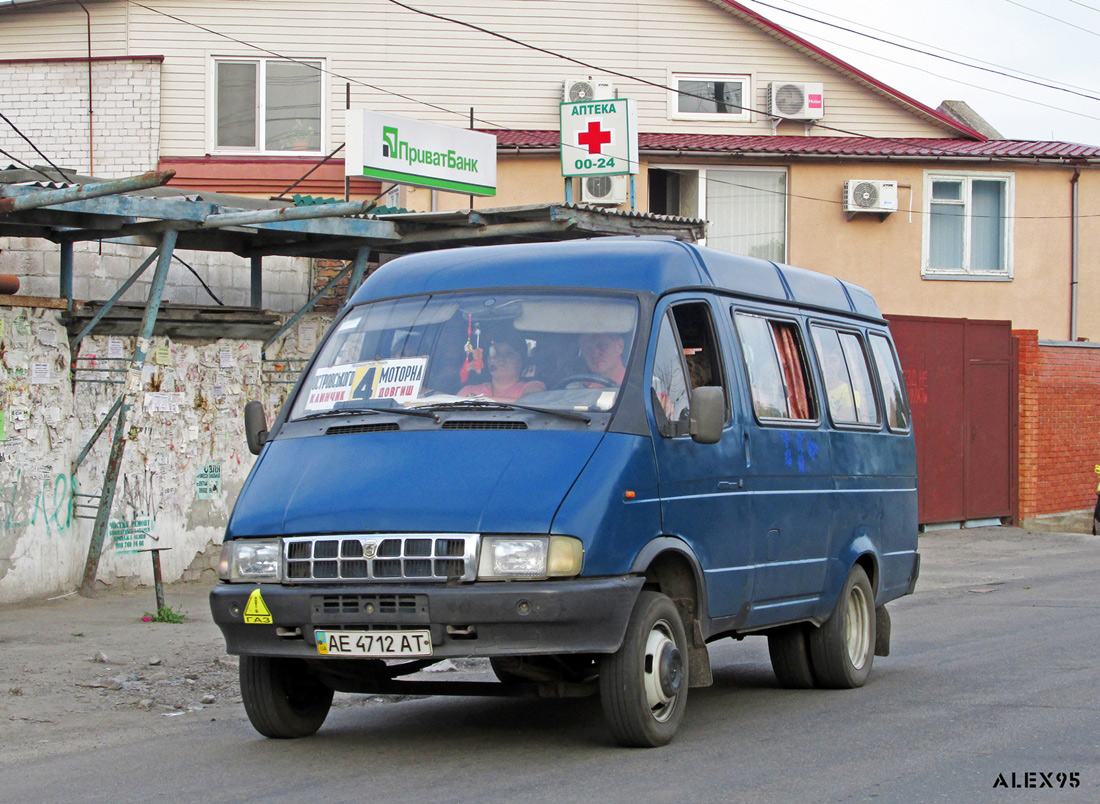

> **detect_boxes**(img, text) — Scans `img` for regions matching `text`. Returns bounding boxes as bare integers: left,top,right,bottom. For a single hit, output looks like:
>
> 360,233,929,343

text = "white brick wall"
0,58,161,178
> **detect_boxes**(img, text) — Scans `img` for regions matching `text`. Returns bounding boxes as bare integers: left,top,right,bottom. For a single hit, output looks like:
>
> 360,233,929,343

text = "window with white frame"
670,74,751,122
649,166,787,262
213,57,324,154
923,171,1013,278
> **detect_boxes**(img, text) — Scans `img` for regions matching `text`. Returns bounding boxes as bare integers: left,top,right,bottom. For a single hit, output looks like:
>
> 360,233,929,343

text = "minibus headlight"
478,535,583,580
218,539,282,582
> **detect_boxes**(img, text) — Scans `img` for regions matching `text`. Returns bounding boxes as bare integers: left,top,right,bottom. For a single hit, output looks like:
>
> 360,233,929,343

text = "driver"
579,333,627,385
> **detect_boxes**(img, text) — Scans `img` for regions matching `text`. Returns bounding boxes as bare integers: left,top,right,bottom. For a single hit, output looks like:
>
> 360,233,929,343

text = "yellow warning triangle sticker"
243,588,273,624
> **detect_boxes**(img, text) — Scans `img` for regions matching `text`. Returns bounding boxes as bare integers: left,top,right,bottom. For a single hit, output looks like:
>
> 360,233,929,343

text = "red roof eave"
486,131,1100,161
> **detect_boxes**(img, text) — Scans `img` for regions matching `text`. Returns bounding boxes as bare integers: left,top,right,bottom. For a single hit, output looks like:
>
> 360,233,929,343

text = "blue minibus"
211,237,919,747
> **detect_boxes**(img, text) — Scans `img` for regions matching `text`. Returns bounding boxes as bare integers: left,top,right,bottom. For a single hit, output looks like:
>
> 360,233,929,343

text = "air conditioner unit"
844,180,899,214
564,77,615,103
768,81,824,120
579,174,629,205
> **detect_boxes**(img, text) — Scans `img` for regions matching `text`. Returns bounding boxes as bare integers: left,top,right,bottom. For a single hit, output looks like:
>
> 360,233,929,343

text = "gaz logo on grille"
362,540,377,558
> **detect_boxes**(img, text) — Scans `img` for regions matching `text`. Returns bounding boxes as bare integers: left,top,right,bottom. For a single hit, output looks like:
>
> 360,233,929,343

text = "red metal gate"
886,316,1018,525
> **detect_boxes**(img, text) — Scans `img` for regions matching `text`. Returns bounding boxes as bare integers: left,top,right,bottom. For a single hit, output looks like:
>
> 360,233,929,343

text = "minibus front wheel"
240,656,334,738
809,565,876,688
599,591,689,748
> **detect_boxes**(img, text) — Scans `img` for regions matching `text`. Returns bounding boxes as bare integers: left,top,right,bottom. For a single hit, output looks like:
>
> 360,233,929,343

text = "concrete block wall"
0,302,334,604
1015,330,1100,520
0,57,161,178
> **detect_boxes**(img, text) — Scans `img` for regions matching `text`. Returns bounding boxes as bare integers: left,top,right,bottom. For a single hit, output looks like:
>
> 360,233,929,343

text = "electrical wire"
1003,0,1100,38
0,111,75,183
1065,0,1100,14
743,0,1100,103
379,0,1093,163
778,23,1100,125
748,0,1100,97
171,254,225,306
122,0,1094,168
0,147,55,179
127,1,503,130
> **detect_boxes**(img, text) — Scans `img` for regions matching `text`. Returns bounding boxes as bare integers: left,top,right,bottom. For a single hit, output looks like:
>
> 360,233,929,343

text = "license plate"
315,629,432,657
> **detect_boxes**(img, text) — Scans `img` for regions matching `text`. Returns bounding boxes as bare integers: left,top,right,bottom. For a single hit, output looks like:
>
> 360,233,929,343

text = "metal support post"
79,228,177,597
346,246,370,300
262,261,356,358
71,248,159,356
251,255,263,309
60,242,73,314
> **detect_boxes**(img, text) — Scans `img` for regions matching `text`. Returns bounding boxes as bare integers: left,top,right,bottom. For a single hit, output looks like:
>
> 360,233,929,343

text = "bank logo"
382,126,399,158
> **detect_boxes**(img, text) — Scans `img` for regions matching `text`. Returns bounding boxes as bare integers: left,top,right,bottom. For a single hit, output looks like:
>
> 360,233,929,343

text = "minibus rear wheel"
240,656,334,738
809,565,876,689
599,591,689,747
767,624,818,688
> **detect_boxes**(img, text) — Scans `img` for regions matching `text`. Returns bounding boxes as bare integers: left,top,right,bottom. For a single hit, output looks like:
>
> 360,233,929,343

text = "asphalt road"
4,526,1099,803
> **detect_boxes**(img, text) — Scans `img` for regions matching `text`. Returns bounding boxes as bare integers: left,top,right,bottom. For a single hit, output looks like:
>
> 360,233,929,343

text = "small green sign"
196,463,222,499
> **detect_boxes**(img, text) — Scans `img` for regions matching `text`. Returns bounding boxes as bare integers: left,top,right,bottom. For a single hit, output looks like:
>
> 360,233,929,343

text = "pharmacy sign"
560,98,638,177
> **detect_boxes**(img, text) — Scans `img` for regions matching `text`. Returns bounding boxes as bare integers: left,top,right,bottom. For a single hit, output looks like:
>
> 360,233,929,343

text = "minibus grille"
326,423,401,435
316,594,422,616
283,534,478,583
442,420,527,430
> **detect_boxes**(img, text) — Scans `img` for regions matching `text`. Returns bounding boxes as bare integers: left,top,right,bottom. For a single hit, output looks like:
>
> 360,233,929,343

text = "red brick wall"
1015,329,1100,519
312,258,380,312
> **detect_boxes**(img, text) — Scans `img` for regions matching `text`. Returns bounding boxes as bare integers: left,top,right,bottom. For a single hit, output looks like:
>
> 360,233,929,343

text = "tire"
240,656,334,738
489,657,525,684
767,624,818,688
599,591,689,748
809,565,876,689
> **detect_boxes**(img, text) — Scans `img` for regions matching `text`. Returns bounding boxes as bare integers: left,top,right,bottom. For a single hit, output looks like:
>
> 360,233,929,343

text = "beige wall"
789,162,1097,342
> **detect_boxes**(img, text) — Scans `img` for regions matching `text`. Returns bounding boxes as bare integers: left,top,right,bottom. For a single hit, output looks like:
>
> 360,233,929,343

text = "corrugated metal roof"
488,131,1100,162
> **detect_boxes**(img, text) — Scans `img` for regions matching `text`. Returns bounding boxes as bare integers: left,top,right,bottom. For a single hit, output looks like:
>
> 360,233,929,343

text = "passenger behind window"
458,334,546,400
823,349,858,422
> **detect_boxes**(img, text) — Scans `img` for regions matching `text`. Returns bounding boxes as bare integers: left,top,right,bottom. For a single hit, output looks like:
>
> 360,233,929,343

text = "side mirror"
244,401,268,456
689,386,724,444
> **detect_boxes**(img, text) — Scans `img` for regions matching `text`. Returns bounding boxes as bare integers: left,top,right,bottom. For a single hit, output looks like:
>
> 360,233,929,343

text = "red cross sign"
560,98,638,177
577,121,612,155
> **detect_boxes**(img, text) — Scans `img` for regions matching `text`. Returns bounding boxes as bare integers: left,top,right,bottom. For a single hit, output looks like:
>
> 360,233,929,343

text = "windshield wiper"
421,399,591,424
296,405,440,423
296,408,380,422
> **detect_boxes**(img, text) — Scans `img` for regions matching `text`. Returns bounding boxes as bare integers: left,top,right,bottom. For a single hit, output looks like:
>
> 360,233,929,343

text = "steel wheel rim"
642,620,680,722
845,584,870,670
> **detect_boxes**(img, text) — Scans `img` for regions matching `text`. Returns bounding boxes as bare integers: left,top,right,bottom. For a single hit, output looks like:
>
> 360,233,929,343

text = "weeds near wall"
142,605,186,624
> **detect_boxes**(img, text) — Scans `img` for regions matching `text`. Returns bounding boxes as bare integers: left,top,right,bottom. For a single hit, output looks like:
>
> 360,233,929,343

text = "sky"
738,0,1100,145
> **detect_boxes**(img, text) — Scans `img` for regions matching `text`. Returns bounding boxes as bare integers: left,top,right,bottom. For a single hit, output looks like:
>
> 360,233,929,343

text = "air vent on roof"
579,174,628,205
563,77,615,103
768,82,824,120
843,180,899,215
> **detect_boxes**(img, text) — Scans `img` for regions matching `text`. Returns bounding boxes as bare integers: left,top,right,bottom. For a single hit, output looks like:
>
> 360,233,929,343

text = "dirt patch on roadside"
0,580,240,761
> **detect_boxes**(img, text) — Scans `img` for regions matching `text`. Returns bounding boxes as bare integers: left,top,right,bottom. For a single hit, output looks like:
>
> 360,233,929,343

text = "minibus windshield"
289,291,639,420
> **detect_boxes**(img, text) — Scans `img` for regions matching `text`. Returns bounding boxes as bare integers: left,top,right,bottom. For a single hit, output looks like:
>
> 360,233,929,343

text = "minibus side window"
734,313,815,422
652,302,728,437
811,326,880,427
869,333,912,432
651,313,691,434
